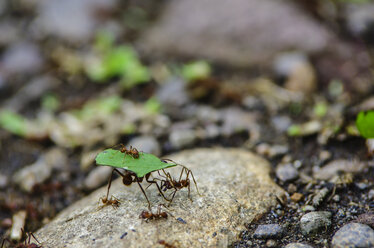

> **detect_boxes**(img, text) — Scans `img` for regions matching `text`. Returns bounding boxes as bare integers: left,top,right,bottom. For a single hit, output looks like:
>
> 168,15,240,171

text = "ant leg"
188,169,201,196
105,169,118,200
145,173,171,202
136,181,151,210
167,189,178,207
28,232,40,244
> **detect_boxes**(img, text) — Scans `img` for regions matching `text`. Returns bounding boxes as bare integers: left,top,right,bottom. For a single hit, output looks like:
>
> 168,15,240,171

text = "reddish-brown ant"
158,240,177,248
1,228,42,248
98,195,120,209
102,168,171,210
112,144,140,159
158,159,200,206
139,204,169,221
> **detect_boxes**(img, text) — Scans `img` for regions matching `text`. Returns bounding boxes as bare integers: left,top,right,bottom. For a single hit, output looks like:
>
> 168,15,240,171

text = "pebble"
368,189,374,200
156,78,190,108
1,42,43,75
266,239,277,247
128,136,161,156
314,159,367,181
284,243,314,248
276,163,299,182
300,211,332,235
10,210,27,241
271,115,292,132
0,173,8,189
355,213,374,229
84,166,112,190
253,224,284,239
169,128,197,149
331,223,374,248
290,193,303,203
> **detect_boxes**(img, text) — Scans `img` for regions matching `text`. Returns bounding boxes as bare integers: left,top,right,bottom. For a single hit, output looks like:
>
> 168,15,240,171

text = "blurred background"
0,0,373,245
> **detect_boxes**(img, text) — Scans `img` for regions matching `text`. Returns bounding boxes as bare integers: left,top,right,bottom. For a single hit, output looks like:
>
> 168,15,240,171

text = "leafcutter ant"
1,228,42,248
112,144,140,159
139,204,169,221
102,168,170,210
98,195,120,209
158,159,200,206
158,240,177,248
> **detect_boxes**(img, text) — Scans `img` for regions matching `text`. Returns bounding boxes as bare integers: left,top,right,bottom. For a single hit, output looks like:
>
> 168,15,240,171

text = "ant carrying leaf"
157,159,200,206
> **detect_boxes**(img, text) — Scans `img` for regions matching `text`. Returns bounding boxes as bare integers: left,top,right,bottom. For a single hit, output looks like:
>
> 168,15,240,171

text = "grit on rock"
35,148,284,247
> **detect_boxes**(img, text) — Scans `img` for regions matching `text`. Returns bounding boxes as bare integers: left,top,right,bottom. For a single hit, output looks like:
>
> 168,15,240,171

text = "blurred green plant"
356,111,374,138
42,93,60,112
181,60,211,81
72,96,122,120
86,32,150,89
313,102,328,118
0,109,27,136
145,97,162,114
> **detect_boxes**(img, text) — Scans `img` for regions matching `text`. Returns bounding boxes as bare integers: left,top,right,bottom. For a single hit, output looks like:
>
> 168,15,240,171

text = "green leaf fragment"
0,110,27,136
181,61,211,81
95,149,176,177
356,111,374,138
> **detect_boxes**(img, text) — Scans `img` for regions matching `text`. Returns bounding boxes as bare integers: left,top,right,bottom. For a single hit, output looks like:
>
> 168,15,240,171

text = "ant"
158,240,177,248
98,195,120,209
157,159,200,206
112,144,140,159
102,168,171,210
1,228,42,248
139,204,169,221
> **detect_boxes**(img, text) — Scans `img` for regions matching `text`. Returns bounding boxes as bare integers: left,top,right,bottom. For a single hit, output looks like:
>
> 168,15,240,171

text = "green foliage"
0,109,27,136
181,61,211,81
95,149,176,177
356,111,374,138
42,94,60,112
313,102,328,118
86,33,150,88
145,97,162,114
287,124,301,136
73,96,122,120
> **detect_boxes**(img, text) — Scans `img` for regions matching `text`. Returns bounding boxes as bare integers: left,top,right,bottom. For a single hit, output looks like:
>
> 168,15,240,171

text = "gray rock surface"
300,211,332,236
139,0,334,67
331,223,374,248
314,159,367,181
36,148,284,247
276,163,299,182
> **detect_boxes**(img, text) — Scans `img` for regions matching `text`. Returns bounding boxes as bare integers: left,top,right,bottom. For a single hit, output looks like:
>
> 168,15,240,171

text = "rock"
284,243,314,248
139,0,334,67
331,223,374,248
10,210,27,241
345,3,374,41
355,213,374,229
35,0,117,43
271,115,292,132
256,143,289,158
156,78,190,108
169,128,197,149
300,211,332,236
1,42,43,75
290,193,303,203
369,189,374,200
128,136,161,156
84,166,112,190
314,159,367,181
0,173,8,189
276,163,299,182
36,148,284,247
253,224,284,239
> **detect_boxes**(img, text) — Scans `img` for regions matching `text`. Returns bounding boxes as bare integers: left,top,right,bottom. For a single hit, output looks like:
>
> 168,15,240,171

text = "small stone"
368,189,374,200
84,166,112,190
303,205,315,212
300,211,332,235
355,213,374,229
284,243,314,248
169,129,197,149
287,184,297,194
10,210,27,241
291,193,303,203
331,223,374,248
276,163,299,182
332,195,340,202
355,182,369,190
128,136,161,156
266,239,277,247
314,159,367,181
319,150,331,162
253,224,284,239
0,173,8,189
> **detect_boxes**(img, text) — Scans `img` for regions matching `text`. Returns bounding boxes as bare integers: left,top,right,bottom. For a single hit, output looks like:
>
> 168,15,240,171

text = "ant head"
122,174,133,186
